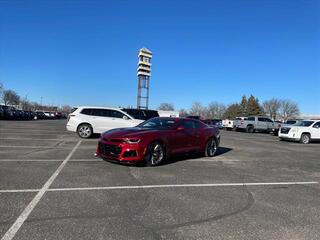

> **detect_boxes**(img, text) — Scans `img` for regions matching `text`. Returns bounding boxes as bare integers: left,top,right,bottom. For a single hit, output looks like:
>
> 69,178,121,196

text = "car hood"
102,127,160,139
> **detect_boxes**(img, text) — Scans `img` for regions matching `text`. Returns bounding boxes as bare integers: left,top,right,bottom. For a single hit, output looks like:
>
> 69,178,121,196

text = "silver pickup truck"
235,116,277,133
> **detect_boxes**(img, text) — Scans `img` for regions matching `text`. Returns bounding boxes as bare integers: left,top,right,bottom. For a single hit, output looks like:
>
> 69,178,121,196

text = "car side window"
194,121,202,128
248,117,255,121
81,108,93,115
258,117,264,121
181,120,195,129
313,122,320,128
111,110,126,119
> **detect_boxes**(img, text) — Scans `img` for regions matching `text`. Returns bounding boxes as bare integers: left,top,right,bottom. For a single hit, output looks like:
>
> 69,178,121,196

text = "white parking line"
0,181,318,194
0,145,72,149
1,129,68,133
0,159,99,162
1,140,82,240
0,138,78,141
1,133,70,136
0,159,64,162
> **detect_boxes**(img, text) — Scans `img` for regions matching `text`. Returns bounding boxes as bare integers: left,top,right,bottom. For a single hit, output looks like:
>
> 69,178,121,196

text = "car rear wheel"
246,126,254,133
77,124,93,138
205,138,217,157
145,141,165,166
300,133,311,144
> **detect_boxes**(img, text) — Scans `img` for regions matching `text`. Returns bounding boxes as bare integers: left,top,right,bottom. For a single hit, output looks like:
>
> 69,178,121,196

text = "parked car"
272,119,304,136
35,111,47,120
222,119,235,131
55,112,63,119
66,106,144,138
95,117,220,166
235,116,276,133
0,105,4,119
279,120,320,144
121,108,159,121
0,105,15,119
16,110,25,120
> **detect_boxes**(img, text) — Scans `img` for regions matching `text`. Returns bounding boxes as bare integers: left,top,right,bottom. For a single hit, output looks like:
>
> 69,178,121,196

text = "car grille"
99,143,122,158
280,127,290,134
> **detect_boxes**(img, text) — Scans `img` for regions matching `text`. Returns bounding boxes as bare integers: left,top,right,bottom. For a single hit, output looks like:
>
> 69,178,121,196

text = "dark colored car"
96,117,220,166
55,112,63,119
0,105,15,119
35,111,47,120
121,108,159,121
0,105,5,119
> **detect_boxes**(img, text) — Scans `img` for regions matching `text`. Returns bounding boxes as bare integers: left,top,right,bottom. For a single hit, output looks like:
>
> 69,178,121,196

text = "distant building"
158,110,180,118
137,48,152,109
300,114,320,120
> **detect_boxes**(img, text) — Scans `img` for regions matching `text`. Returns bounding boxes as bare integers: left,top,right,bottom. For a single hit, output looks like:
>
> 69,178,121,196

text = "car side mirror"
314,125,320,129
176,126,185,131
123,116,129,120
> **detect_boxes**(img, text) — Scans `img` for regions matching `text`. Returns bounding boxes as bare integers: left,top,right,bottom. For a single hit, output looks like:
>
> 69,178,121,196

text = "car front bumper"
96,139,146,163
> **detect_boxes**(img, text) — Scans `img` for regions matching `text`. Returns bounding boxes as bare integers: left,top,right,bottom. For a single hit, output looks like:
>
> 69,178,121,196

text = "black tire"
205,138,217,157
144,141,165,166
300,133,311,144
77,123,93,138
246,125,254,133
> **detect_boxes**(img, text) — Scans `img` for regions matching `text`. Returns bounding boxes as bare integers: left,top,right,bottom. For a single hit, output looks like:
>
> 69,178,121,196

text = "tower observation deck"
137,48,152,109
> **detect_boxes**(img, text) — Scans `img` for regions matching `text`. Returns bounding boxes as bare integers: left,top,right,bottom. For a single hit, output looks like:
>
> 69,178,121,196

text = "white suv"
279,120,320,144
66,106,144,138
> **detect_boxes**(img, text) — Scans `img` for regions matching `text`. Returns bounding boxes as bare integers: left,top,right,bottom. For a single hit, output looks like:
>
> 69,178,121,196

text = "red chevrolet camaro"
96,117,220,166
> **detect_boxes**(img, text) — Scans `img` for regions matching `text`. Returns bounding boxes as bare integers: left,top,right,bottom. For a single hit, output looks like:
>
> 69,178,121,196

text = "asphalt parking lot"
0,120,320,240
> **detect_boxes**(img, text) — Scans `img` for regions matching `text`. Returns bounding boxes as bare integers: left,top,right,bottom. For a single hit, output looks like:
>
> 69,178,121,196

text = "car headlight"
123,138,141,144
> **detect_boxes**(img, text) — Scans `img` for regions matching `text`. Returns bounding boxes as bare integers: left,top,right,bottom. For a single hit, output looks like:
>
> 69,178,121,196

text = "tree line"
0,82,73,112
158,95,300,121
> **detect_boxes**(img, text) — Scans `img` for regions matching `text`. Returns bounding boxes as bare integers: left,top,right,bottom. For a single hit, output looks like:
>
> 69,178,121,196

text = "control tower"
137,48,152,109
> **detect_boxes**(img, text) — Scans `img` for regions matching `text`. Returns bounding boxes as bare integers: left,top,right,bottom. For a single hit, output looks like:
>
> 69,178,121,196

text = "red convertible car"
96,117,220,166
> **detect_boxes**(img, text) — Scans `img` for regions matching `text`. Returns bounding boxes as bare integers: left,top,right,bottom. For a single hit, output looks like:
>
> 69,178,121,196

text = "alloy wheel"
78,125,92,138
150,143,164,166
206,138,217,157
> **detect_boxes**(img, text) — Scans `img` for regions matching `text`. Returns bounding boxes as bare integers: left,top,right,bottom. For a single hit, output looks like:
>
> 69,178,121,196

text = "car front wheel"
300,133,311,144
145,141,165,166
77,124,93,138
205,138,217,157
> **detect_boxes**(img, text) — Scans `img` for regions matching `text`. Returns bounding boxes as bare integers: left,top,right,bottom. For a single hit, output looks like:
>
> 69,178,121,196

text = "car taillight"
67,114,75,122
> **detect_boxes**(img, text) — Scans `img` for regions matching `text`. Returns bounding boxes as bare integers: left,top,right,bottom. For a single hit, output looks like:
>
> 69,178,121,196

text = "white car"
279,120,320,144
66,106,144,138
222,119,234,131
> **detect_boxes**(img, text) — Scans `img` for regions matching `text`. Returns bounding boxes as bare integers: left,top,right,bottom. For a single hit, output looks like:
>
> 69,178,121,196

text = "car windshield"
137,118,176,129
294,121,314,127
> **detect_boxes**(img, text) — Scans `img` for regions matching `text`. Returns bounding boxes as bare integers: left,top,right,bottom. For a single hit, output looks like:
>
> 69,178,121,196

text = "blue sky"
0,0,319,114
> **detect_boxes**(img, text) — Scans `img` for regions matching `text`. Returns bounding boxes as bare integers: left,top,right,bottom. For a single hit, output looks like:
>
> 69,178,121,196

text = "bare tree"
263,98,281,120
0,82,4,103
60,105,74,113
3,90,20,105
158,103,175,111
207,102,226,119
189,102,207,118
279,99,300,121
